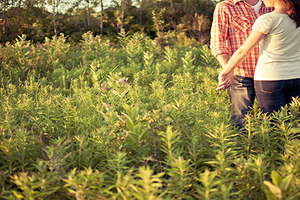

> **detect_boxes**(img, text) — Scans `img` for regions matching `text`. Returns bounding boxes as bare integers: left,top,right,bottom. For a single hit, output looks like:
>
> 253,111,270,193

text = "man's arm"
210,3,229,59
210,3,236,89
210,3,234,85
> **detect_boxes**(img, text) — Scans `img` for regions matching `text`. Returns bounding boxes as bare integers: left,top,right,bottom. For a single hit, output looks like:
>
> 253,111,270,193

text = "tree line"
0,0,215,44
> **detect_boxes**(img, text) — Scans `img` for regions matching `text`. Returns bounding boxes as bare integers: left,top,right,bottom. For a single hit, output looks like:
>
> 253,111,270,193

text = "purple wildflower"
119,78,127,84
102,87,110,92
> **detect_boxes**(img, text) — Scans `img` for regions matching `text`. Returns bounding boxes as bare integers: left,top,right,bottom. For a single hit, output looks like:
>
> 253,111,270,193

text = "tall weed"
1,33,300,199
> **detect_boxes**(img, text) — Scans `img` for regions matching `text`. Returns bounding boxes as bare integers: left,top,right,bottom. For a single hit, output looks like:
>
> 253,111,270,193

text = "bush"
0,33,300,200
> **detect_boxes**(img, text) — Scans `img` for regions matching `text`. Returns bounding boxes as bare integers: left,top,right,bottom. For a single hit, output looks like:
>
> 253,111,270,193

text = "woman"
216,0,300,114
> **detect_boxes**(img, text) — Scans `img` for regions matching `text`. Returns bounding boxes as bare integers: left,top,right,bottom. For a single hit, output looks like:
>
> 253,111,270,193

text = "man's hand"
216,70,234,90
214,53,234,90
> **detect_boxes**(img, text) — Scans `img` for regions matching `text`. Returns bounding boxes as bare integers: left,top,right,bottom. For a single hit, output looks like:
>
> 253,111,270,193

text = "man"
210,0,274,131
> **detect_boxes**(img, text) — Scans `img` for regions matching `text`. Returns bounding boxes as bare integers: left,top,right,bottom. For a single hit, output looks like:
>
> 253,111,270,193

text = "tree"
47,0,60,37
0,0,11,36
100,0,104,36
134,0,143,24
46,0,70,38
120,0,125,32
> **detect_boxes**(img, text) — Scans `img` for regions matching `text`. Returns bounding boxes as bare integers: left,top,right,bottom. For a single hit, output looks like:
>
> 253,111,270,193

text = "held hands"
216,71,234,91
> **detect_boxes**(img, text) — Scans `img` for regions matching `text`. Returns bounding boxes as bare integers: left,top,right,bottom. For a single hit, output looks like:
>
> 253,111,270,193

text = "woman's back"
253,12,300,80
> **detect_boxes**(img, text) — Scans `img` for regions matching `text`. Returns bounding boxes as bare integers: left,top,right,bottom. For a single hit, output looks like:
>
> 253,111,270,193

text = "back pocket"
259,80,284,93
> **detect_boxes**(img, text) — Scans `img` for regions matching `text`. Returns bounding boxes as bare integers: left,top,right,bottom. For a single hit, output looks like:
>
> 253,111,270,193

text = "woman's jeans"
254,78,300,114
227,75,256,131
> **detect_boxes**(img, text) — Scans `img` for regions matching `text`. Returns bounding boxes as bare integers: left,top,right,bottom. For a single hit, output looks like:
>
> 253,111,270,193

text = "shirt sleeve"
252,14,272,34
210,3,229,57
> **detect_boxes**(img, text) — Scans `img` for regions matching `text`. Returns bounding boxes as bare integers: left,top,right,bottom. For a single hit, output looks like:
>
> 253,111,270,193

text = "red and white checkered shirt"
210,0,274,78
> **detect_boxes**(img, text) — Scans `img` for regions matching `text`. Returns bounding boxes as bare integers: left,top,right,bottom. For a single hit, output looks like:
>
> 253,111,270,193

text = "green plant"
263,171,300,200
1,33,300,200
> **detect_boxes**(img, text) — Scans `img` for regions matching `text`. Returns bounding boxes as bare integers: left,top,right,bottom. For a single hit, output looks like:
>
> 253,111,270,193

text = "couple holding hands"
211,0,300,130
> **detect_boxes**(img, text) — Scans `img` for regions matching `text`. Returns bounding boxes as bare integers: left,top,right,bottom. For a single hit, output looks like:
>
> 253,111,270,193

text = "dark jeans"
227,75,256,131
254,78,300,114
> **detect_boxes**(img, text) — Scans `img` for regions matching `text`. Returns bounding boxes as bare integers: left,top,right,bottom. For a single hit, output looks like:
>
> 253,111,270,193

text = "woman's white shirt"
252,12,300,80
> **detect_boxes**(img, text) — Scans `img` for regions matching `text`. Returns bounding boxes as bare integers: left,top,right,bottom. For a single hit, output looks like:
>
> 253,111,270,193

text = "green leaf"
12,191,24,199
133,123,143,135
138,146,149,157
271,171,282,187
263,184,278,200
264,181,282,199
131,106,139,119
290,127,300,133
286,192,300,200
280,174,295,197
126,119,134,132
123,104,131,116
123,113,134,127
138,127,149,141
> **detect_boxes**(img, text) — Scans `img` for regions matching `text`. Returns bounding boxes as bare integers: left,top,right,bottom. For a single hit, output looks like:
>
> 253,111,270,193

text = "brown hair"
281,0,300,27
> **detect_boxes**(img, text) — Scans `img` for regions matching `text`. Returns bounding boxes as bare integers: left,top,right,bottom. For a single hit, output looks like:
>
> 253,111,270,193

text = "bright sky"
45,0,114,13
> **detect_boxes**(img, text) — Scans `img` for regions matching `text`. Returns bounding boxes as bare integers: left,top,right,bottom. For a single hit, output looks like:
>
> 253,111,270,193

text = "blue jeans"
227,75,256,130
254,78,300,114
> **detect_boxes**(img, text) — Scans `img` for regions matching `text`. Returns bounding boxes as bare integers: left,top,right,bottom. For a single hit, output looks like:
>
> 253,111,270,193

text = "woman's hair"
280,0,300,27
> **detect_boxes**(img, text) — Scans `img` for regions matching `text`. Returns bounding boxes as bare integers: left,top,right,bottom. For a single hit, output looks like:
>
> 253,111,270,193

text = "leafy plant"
263,171,300,200
1,33,300,200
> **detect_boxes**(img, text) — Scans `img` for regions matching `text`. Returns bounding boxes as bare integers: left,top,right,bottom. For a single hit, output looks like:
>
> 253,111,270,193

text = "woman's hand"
215,30,265,91
216,71,234,90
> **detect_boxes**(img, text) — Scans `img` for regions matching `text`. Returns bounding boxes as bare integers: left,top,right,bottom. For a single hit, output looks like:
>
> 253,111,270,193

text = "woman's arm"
215,53,234,88
216,29,266,90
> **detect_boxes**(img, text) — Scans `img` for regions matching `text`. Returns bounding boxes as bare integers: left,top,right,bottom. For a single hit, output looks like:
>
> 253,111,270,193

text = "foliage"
0,0,215,44
0,33,300,200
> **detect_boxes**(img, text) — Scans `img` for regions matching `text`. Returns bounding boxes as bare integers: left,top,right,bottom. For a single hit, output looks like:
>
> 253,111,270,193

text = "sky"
45,0,124,13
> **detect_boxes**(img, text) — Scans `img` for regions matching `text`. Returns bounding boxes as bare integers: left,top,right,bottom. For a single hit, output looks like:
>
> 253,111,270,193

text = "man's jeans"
254,78,300,114
227,75,255,131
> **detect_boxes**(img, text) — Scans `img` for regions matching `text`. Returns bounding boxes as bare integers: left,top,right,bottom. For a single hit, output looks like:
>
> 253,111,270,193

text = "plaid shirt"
210,0,274,78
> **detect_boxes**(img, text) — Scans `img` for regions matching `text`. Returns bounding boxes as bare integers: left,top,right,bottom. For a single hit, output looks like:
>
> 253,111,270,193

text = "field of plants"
0,32,300,200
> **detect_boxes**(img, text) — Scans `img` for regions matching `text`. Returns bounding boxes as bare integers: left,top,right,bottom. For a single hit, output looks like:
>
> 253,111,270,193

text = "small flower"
95,66,99,70
119,78,127,84
101,82,107,87
103,103,112,109
102,87,110,92
67,192,73,197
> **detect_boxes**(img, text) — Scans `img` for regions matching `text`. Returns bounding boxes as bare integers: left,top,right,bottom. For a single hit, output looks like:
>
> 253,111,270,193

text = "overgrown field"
0,32,300,200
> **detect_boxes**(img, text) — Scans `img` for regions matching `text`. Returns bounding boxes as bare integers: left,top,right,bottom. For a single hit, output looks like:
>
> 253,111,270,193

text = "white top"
252,12,300,80
252,0,262,16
